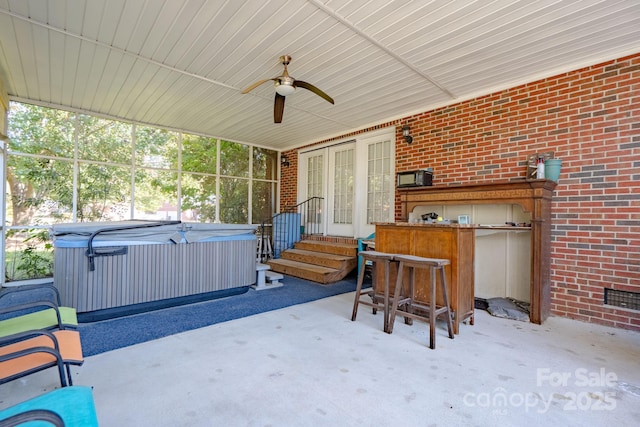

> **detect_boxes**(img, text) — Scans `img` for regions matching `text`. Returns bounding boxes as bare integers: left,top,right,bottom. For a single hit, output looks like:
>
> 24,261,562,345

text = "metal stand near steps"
257,235,273,262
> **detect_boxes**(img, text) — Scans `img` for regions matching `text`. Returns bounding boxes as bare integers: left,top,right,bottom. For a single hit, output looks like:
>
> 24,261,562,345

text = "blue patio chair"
0,386,98,427
357,233,376,277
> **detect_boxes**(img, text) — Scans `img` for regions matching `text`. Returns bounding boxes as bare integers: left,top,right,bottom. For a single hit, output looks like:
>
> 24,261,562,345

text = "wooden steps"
293,240,357,257
267,240,358,284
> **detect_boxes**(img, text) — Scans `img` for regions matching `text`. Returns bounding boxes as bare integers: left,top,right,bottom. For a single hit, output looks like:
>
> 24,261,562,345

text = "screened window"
4,101,279,281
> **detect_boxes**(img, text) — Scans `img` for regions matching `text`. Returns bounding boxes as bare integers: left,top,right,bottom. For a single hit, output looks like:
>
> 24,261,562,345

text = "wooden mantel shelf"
398,179,556,219
397,179,557,325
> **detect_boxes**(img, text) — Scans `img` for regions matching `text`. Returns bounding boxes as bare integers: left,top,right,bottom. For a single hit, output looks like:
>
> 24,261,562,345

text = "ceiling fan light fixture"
274,78,295,96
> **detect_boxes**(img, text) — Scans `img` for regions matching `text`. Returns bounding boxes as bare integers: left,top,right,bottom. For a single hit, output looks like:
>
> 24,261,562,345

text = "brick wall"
281,53,640,331
280,150,298,209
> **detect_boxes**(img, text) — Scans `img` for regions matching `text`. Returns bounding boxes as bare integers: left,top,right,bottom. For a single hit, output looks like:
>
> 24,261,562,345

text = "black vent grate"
604,288,640,311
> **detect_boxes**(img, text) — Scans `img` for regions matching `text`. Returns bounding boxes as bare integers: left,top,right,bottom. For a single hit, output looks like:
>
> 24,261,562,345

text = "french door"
327,143,355,236
357,132,394,238
301,151,325,235
297,128,394,238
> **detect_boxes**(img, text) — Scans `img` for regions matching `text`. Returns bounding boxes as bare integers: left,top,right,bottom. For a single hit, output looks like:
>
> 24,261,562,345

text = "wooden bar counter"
375,222,475,334
375,178,557,333
396,180,556,326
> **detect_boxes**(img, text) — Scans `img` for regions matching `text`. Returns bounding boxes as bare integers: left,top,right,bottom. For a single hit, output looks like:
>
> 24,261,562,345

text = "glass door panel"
327,143,355,236
303,152,324,235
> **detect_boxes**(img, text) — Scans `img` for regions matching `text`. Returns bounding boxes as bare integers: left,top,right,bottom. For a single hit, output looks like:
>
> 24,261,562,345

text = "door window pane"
307,155,323,197
333,149,354,224
367,139,392,224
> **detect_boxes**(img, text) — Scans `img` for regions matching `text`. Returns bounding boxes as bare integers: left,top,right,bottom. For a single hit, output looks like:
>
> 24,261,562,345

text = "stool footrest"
396,304,451,319
389,258,455,349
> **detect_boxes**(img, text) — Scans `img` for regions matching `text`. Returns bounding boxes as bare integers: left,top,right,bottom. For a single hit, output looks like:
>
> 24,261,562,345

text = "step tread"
282,248,353,261
295,240,358,256
297,240,357,249
268,240,358,284
265,271,284,280
267,258,339,273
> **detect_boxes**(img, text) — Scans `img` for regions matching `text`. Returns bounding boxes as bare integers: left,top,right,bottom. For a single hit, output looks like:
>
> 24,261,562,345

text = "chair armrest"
0,301,63,330
0,300,59,314
0,409,64,427
0,284,62,306
0,387,98,426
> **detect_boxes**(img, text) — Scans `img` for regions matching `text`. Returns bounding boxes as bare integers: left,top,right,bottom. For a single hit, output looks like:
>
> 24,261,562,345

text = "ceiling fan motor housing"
275,76,295,96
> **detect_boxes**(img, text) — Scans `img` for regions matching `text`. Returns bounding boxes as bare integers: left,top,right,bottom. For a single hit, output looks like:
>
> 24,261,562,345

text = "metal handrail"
258,197,324,262
85,220,181,271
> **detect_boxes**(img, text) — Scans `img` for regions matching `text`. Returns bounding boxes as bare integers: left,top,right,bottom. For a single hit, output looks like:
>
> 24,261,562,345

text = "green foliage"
252,181,275,224
135,126,179,168
253,147,278,180
7,102,279,227
181,134,217,173
77,114,133,164
220,140,250,177
219,177,248,223
5,229,53,281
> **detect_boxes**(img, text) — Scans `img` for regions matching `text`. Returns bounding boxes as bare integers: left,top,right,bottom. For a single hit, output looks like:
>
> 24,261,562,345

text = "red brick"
282,53,640,332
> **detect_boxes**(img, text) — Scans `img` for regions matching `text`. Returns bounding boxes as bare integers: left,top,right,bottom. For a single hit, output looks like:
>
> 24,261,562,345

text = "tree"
6,104,75,225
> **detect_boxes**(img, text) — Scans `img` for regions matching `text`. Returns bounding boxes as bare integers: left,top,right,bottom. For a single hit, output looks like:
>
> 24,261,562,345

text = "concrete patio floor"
1,291,639,426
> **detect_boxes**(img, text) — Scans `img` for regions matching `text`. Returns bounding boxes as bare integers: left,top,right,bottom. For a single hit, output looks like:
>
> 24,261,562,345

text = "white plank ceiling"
1,0,639,150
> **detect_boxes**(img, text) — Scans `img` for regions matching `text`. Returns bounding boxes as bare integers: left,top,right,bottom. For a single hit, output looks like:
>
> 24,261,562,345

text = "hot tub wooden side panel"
53,238,256,313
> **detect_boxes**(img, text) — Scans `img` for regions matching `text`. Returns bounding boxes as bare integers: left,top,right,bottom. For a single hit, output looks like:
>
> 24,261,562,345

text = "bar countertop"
375,222,532,231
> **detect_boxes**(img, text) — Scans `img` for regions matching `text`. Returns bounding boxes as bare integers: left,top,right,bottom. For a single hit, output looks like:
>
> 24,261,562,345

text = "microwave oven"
397,169,433,187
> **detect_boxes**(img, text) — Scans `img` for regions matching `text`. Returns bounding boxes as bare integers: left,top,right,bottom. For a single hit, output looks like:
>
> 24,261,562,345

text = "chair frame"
0,409,64,427
0,386,99,427
0,329,83,387
0,284,64,305
0,284,77,339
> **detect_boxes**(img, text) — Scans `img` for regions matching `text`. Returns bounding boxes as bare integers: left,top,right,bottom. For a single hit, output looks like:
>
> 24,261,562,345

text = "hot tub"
51,221,257,316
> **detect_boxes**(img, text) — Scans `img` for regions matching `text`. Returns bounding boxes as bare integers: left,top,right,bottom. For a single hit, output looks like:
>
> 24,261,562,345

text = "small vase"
545,159,562,182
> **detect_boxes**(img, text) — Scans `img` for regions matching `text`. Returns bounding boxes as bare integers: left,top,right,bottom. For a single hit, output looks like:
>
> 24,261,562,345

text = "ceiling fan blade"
241,78,276,94
274,93,285,123
294,80,334,104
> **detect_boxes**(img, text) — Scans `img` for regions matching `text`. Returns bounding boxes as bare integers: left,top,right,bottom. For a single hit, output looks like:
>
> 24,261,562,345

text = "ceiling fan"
241,55,334,123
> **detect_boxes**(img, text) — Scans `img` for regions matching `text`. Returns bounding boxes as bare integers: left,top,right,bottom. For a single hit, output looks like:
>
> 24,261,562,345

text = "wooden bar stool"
388,254,454,349
351,251,396,333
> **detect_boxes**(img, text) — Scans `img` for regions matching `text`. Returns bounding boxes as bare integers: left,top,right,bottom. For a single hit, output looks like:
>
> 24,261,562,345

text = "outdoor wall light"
402,125,413,144
281,154,290,167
